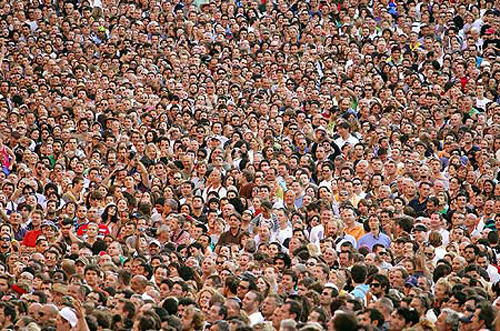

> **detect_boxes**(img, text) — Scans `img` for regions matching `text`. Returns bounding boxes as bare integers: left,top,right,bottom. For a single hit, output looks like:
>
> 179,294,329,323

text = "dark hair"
395,308,419,326
0,303,16,322
285,299,302,321
332,311,358,330
351,264,367,283
366,308,385,327
372,274,390,294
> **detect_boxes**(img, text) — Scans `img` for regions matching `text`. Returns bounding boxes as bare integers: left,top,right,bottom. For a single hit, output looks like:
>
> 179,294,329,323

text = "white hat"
59,307,78,328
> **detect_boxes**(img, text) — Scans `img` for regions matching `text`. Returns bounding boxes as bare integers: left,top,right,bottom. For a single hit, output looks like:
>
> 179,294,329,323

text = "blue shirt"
350,284,370,300
357,232,391,251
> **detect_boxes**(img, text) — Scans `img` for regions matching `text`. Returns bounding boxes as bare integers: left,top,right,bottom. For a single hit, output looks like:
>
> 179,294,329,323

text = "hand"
72,298,85,319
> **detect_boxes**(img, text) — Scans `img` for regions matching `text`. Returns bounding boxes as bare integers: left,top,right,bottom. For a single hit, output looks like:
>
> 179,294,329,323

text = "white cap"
59,307,78,327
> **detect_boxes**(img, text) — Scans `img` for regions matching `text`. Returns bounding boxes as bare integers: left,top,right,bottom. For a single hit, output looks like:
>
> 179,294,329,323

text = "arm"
135,158,150,188
72,299,90,331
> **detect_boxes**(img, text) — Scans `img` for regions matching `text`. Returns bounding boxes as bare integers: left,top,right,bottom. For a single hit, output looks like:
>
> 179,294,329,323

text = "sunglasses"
371,283,381,288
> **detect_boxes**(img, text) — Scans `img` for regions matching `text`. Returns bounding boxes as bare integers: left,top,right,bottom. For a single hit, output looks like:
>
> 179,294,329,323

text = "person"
0,303,16,330
358,215,391,251
242,290,264,326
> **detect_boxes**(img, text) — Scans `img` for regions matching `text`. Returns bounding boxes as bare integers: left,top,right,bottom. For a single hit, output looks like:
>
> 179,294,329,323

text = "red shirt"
21,230,42,247
77,223,110,238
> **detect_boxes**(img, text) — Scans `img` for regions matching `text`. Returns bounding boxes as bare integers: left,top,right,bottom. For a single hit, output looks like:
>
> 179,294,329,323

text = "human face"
389,311,406,330
237,280,250,299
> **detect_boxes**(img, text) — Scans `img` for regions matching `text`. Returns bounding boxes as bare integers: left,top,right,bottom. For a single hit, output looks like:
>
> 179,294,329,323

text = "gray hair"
213,320,230,331
441,308,459,331
378,297,394,314
280,319,297,331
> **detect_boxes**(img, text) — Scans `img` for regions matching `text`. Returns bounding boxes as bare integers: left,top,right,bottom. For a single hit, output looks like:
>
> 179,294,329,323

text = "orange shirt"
343,223,366,242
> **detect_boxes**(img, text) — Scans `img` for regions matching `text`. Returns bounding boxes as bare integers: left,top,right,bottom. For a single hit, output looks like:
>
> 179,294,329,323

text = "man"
470,302,495,330
341,207,365,242
39,303,59,328
334,122,359,148
0,303,16,330
358,215,391,251
388,308,418,331
436,308,459,331
167,214,190,247
223,298,241,319
9,211,27,241
261,294,283,321
56,307,78,330
358,308,385,330
368,274,390,302
409,182,432,214
280,300,302,322
339,250,354,268
84,264,102,290
207,303,227,324
130,275,148,295
329,311,359,331
477,251,500,283
21,210,43,247
242,290,264,326
216,212,243,248
350,264,369,302
320,284,338,313
236,276,256,300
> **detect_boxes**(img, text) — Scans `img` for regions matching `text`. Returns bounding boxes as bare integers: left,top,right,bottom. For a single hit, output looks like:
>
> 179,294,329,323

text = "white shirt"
276,226,293,244
248,311,264,327
334,134,359,149
487,265,500,284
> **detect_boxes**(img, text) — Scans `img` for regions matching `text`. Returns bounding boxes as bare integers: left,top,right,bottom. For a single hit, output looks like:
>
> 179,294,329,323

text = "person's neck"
371,229,380,236
346,222,356,230
247,307,259,315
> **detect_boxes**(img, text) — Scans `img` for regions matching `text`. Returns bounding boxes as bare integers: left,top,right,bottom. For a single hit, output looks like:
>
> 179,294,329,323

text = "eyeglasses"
0,237,11,242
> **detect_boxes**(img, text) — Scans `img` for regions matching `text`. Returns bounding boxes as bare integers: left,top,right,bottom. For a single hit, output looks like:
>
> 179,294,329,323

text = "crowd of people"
0,0,499,329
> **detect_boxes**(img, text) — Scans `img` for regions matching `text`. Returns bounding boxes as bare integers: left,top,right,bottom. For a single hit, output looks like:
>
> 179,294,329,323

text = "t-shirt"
77,223,110,239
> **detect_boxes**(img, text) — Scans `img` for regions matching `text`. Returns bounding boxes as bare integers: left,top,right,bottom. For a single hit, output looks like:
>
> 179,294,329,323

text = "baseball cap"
405,276,418,288
130,212,141,219
59,307,78,327
149,239,162,248
41,220,58,230
413,224,428,232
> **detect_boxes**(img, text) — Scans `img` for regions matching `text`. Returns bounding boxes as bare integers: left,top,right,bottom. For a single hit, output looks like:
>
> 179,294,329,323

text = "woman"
101,204,120,237
196,287,224,315
256,276,273,298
